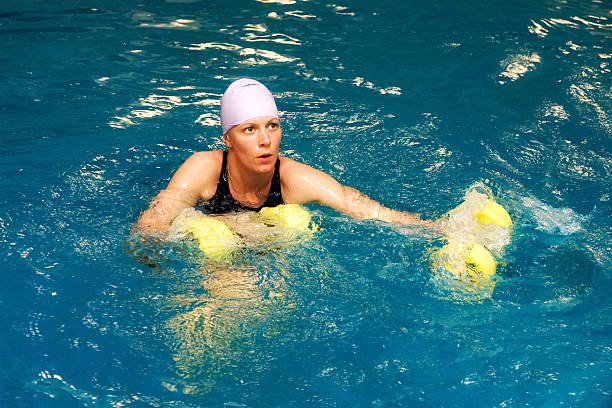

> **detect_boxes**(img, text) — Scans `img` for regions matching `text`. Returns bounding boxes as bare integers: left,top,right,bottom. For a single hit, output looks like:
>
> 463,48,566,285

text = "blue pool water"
1,0,611,406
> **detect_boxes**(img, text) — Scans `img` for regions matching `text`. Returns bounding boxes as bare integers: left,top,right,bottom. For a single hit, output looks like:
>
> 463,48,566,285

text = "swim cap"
220,78,279,134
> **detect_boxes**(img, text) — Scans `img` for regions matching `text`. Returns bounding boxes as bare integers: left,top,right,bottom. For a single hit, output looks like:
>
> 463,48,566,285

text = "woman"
136,78,434,233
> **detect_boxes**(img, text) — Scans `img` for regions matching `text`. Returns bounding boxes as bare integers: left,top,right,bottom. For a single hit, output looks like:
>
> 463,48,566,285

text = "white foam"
521,196,586,235
443,184,511,253
540,103,570,120
498,53,541,84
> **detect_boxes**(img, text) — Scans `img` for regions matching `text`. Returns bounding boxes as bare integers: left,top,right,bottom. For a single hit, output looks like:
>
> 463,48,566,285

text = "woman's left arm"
280,157,434,227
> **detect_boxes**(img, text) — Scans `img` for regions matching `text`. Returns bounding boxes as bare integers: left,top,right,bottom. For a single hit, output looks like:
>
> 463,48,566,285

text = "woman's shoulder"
279,156,307,180
279,155,327,178
278,155,343,205
188,149,224,165
166,150,224,200
279,155,330,187
169,150,223,186
279,155,310,172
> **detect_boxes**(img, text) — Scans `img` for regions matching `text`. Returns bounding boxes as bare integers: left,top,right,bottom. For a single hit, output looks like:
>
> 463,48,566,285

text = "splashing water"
444,184,512,254
521,196,586,235
429,184,512,301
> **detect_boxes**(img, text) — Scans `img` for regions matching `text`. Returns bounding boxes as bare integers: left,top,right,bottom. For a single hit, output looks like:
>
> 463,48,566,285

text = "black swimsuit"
198,151,284,214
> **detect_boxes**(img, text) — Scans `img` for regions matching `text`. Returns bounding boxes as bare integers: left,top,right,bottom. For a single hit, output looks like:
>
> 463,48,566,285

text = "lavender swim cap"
220,78,278,134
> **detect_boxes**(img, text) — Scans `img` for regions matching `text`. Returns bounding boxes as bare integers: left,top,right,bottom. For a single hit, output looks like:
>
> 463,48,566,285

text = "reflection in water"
283,10,317,20
256,0,297,5
569,78,611,133
241,32,302,45
163,263,293,394
138,19,200,30
105,4,408,130
109,87,220,129
498,53,541,84
240,48,297,64
523,11,612,132
157,209,321,394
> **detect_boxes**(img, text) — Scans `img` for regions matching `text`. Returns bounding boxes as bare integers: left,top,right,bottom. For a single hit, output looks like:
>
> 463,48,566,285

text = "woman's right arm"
134,151,222,234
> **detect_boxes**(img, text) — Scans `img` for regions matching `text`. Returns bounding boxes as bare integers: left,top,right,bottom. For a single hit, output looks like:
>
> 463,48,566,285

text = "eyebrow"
241,118,279,127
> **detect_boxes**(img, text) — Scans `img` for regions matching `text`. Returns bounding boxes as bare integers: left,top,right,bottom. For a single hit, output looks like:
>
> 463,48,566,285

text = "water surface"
1,0,610,406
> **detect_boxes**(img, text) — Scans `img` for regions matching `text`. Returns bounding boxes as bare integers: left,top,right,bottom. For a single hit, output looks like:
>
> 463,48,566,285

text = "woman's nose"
258,129,271,146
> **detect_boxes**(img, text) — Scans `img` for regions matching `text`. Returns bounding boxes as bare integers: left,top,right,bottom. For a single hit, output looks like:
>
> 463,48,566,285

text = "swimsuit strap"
265,157,283,207
200,151,283,214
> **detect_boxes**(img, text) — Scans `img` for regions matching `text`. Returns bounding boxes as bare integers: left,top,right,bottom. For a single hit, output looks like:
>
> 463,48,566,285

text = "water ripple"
3,1,612,405
498,53,541,84
241,32,302,46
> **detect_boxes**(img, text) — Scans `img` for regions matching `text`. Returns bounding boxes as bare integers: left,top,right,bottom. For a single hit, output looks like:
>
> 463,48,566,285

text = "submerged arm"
134,151,221,234
135,188,200,234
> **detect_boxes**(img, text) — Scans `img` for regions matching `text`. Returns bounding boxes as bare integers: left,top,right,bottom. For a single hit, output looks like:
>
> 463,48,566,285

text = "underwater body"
1,0,611,406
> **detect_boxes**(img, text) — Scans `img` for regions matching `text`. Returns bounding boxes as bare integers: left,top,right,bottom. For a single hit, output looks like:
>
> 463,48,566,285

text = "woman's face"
223,116,282,174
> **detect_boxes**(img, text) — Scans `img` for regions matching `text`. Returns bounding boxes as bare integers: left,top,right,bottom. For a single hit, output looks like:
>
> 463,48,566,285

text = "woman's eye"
245,126,254,132
269,123,279,130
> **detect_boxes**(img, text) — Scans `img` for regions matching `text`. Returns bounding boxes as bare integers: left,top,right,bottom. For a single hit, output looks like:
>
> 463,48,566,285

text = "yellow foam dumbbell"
183,217,239,261
474,200,512,227
259,204,317,232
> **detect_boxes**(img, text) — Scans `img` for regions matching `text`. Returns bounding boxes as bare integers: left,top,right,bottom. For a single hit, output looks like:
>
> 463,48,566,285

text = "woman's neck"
226,152,274,207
